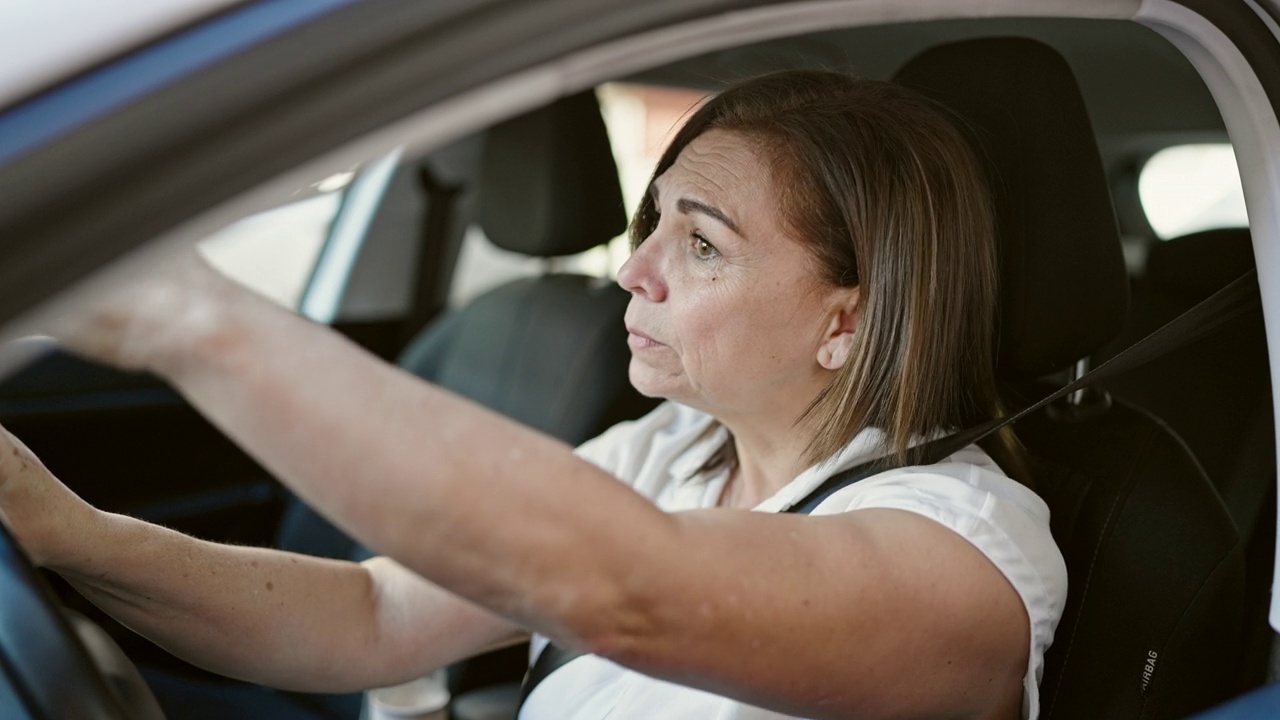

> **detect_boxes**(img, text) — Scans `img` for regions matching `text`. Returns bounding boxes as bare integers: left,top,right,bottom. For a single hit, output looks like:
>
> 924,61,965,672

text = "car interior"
0,12,1273,720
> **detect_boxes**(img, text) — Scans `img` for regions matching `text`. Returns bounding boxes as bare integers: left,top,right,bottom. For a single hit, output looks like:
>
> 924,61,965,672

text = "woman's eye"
692,232,719,260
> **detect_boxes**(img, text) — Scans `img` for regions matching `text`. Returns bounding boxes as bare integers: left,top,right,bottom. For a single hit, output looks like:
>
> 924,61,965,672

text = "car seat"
1097,227,1275,686
1099,228,1273,544
896,38,1247,719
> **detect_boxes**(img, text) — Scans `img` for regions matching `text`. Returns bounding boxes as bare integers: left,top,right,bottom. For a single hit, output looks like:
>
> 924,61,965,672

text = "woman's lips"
626,327,665,351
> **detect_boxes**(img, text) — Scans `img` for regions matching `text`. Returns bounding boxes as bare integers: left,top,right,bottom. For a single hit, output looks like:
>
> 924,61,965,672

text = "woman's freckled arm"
0,420,522,692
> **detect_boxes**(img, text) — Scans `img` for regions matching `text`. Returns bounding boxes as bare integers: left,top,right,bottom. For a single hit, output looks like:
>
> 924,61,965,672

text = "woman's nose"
617,235,668,302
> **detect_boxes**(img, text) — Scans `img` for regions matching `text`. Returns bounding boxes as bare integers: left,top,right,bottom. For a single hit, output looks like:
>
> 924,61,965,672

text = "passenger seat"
262,90,645,720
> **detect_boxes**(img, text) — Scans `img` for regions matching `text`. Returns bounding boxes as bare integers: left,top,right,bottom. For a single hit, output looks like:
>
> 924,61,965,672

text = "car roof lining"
625,18,1227,144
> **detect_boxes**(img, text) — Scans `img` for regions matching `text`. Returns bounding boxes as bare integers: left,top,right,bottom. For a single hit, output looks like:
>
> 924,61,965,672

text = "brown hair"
630,70,1018,472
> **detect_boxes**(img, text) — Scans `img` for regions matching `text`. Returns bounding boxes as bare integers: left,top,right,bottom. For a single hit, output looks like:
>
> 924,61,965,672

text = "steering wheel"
0,516,165,720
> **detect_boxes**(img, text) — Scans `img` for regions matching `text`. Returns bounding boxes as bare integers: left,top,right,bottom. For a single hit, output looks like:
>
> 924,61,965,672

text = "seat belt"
516,268,1263,709
518,642,587,709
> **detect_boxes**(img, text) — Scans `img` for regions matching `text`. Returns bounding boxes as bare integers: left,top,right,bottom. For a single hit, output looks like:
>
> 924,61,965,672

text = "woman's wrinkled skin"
621,130,859,415
621,130,859,502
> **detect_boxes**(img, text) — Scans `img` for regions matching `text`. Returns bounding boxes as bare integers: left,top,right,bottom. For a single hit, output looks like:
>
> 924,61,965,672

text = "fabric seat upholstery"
896,38,1247,719
1099,228,1272,544
1097,227,1275,687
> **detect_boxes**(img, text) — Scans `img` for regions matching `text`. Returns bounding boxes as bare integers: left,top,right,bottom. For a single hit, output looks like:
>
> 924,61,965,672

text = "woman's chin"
628,362,683,401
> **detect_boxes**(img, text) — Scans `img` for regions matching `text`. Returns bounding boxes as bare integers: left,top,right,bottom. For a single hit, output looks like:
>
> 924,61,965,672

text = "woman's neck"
717,414,817,509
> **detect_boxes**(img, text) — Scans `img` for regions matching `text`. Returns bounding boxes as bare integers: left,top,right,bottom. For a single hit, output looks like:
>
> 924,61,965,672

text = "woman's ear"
817,287,860,371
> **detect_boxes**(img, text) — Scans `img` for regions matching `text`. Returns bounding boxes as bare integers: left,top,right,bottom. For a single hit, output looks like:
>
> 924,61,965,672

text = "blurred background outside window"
197,177,349,310
1139,143,1249,239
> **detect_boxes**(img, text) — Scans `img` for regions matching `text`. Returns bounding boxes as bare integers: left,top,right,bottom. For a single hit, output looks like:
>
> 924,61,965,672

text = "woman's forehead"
654,130,773,211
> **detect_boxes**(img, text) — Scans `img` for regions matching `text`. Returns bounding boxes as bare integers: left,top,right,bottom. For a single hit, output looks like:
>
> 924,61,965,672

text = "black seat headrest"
894,38,1129,380
477,90,628,257
1146,227,1254,301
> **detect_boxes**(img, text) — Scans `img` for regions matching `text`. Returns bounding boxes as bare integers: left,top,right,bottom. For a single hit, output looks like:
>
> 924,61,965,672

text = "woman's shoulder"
813,445,1067,720
818,441,1050,526
802,439,1066,631
821,448,1055,556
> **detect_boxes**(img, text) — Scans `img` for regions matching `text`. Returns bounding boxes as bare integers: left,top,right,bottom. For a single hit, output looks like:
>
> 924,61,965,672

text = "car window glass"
1138,144,1248,239
197,178,348,311
447,83,708,307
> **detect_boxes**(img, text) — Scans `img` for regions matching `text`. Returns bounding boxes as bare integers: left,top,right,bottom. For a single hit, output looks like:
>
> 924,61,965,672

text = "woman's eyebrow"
649,183,745,237
677,198,743,236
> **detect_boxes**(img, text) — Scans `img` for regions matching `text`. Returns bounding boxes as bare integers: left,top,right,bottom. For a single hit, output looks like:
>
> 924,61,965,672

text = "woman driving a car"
0,70,1066,720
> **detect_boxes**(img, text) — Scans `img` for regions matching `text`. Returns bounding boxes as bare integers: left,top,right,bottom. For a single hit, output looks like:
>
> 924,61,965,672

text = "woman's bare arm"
54,519,525,692
51,256,1027,719
0,428,523,692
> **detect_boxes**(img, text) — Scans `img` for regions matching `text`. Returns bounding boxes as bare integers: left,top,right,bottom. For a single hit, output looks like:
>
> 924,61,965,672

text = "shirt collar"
666,408,898,503
756,426,894,511
668,414,730,482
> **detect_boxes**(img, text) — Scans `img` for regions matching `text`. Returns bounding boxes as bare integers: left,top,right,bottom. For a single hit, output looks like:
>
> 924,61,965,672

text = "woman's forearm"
46,510,391,691
1,420,492,691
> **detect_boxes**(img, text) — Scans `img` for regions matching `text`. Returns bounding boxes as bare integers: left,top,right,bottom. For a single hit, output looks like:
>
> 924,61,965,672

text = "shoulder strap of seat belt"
515,268,1262,708
786,268,1261,514
518,642,586,709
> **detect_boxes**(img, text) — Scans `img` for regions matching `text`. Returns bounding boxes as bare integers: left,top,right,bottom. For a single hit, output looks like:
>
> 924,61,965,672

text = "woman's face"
618,129,857,423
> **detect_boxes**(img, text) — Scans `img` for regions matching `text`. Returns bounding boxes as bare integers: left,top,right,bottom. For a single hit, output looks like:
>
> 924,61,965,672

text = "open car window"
197,187,344,311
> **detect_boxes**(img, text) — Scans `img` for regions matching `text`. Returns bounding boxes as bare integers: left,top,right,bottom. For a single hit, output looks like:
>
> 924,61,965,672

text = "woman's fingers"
0,424,17,503
0,423,49,559
0,422,41,486
0,423,92,567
